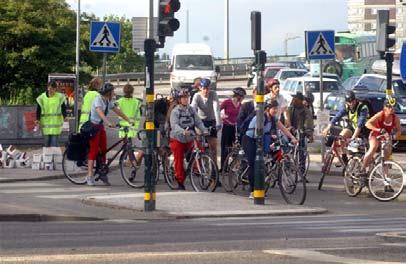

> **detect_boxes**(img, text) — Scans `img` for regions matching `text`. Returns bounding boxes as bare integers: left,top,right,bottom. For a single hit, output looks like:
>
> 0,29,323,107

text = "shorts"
202,120,217,138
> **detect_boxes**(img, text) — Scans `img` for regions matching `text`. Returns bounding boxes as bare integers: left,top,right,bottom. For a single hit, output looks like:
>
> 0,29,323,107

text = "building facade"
348,0,406,49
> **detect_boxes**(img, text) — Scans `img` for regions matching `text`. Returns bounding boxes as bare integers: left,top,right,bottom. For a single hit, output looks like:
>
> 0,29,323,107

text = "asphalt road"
1,171,406,263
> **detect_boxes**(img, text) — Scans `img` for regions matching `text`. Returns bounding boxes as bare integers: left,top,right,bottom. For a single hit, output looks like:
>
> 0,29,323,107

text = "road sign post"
305,30,335,161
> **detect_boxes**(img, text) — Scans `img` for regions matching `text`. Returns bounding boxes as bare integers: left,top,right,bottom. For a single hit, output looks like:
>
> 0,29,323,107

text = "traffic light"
376,10,396,53
158,0,181,37
251,11,261,51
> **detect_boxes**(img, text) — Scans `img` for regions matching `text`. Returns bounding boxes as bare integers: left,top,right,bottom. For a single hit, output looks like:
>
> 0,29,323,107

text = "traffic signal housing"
158,0,181,37
376,10,396,53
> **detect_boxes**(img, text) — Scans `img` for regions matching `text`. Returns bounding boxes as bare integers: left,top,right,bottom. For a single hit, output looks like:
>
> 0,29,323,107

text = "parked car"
304,72,343,85
353,74,406,99
281,76,343,111
278,60,307,70
263,65,288,86
274,69,308,88
342,76,361,90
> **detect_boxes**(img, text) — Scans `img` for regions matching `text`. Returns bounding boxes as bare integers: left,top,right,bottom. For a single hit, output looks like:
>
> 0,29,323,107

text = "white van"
169,43,219,90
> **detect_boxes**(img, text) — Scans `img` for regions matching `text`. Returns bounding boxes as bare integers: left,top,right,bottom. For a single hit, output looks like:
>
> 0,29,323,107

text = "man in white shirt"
264,79,288,124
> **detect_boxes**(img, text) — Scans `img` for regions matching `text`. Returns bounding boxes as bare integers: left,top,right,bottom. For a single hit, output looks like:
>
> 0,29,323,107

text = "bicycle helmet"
345,91,356,102
232,87,246,97
265,99,279,109
348,138,365,153
175,88,189,99
100,82,115,95
200,78,211,88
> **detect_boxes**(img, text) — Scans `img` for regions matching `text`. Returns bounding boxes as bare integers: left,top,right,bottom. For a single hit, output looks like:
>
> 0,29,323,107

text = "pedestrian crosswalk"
0,181,133,201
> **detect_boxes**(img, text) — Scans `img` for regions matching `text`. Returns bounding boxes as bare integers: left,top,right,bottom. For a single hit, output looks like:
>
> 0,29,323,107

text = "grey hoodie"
170,104,207,143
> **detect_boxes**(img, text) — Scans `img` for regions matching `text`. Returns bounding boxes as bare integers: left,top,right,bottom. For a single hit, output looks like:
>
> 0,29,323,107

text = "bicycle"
226,136,306,205
291,129,311,178
343,138,368,197
318,134,348,190
62,125,156,188
163,133,219,192
367,134,404,201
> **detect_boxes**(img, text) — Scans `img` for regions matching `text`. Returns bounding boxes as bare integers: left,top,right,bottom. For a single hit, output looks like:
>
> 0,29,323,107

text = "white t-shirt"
265,93,288,120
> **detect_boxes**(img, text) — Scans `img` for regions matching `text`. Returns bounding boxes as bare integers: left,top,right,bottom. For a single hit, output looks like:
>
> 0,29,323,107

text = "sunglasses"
385,104,394,109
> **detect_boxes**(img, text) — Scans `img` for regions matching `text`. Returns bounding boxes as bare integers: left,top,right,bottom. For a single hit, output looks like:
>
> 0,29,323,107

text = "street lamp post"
284,34,300,56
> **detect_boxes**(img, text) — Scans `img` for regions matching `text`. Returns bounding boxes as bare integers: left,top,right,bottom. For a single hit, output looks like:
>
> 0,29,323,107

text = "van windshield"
175,55,213,71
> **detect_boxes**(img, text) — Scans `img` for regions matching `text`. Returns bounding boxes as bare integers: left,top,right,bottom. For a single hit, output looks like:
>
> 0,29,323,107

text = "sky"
66,0,348,58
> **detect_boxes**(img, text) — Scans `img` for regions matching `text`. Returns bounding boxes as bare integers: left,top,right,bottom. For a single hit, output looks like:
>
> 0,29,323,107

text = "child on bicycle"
169,89,208,190
242,100,298,199
117,84,144,165
86,83,132,186
359,100,401,182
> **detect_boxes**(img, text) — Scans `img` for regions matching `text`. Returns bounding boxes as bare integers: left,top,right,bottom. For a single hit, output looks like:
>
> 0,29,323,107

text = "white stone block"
32,154,42,163
32,162,41,170
43,154,53,163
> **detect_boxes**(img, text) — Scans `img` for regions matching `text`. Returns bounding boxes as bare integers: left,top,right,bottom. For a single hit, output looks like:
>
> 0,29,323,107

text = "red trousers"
169,138,192,184
88,125,107,162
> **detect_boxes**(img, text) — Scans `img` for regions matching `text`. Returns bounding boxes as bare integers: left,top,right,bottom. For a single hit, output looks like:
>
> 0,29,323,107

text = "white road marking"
0,182,58,188
0,187,107,194
263,249,405,264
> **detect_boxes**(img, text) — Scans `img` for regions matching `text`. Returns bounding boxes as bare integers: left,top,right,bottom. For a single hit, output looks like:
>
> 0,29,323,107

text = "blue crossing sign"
400,41,406,83
90,21,121,53
305,30,335,60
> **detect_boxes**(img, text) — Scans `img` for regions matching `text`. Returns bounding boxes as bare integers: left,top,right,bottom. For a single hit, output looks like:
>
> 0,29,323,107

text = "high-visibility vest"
78,91,99,131
347,103,369,130
36,92,65,135
117,97,142,138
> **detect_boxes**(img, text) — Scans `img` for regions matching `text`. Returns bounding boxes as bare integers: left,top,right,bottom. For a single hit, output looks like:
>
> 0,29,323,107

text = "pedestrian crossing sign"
305,30,335,60
90,21,121,53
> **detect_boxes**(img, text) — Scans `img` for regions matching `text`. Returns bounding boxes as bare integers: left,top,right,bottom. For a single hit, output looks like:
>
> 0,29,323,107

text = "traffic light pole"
144,38,156,212
254,50,266,205
385,52,394,104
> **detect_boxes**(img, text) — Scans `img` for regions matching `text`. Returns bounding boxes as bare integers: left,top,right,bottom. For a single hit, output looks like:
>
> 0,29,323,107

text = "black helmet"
100,83,114,95
345,91,356,102
232,87,246,97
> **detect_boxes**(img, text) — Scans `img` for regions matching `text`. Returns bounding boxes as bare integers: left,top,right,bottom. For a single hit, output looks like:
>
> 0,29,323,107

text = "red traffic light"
163,0,180,14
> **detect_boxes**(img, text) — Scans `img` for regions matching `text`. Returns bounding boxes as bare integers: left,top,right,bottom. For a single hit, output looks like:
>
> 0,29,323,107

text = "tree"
0,0,102,105
102,15,144,74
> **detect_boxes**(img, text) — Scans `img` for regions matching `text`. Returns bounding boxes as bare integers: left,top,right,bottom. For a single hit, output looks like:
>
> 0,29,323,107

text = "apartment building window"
371,8,377,15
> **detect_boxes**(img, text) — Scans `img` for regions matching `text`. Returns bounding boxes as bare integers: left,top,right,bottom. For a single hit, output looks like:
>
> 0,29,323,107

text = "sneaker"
86,176,95,186
384,185,395,193
248,192,254,199
99,176,111,186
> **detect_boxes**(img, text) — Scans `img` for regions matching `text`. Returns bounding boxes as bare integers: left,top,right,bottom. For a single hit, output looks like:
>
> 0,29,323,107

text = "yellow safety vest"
36,92,65,135
117,97,142,138
78,91,99,132
347,103,369,130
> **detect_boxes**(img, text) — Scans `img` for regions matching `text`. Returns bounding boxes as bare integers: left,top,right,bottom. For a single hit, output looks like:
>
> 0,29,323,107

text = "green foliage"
0,1,144,105
102,15,144,73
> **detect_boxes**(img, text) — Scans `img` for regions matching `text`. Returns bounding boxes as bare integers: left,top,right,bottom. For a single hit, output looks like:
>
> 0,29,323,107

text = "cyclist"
86,83,132,186
242,100,298,199
322,91,370,165
265,79,288,122
359,100,401,182
170,89,208,190
220,87,246,170
237,87,256,138
78,77,102,131
189,77,201,103
190,78,222,174
286,92,314,177
117,84,144,165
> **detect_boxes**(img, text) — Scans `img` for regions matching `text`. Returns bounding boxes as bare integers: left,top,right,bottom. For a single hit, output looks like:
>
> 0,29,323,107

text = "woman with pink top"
220,87,246,170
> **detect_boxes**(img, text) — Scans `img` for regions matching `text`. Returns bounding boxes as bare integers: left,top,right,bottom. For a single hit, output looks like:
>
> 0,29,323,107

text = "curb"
0,214,103,222
376,232,406,243
82,197,328,219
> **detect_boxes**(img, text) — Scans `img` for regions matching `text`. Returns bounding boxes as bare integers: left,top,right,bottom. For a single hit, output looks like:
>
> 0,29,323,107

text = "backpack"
154,96,169,127
238,110,257,139
359,99,376,118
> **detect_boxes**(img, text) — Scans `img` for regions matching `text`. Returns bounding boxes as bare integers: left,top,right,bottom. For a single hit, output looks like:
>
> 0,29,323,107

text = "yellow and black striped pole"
254,50,267,205
144,38,156,211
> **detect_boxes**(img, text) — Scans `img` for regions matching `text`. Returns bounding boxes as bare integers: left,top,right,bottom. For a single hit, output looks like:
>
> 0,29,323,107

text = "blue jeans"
44,135,59,147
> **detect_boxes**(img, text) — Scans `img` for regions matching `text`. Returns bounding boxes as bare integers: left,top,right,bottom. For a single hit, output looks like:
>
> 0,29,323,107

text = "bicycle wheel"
343,156,364,197
163,152,178,190
62,148,89,185
318,151,334,190
190,153,219,192
119,148,145,188
228,155,249,193
368,161,405,202
221,151,237,192
278,155,306,205
293,145,310,177
264,161,277,195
